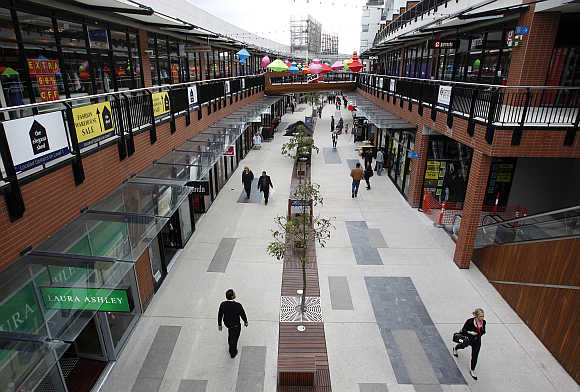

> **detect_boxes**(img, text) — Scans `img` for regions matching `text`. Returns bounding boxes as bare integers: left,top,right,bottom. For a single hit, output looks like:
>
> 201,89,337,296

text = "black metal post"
146,90,157,144
512,88,530,145
0,123,25,221
113,95,127,160
485,88,499,144
122,93,135,156
63,103,85,185
467,89,478,136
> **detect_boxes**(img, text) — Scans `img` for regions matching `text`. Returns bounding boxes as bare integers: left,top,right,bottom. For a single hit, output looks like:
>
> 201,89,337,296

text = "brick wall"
139,29,152,88
135,248,154,311
0,92,264,270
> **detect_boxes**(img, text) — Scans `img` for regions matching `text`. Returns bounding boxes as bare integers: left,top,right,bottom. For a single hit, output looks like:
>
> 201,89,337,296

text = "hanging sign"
40,287,131,312
72,102,115,148
188,86,198,107
152,91,171,121
27,58,60,102
437,85,452,107
407,151,419,158
183,44,211,53
87,27,109,49
223,145,235,156
2,111,70,173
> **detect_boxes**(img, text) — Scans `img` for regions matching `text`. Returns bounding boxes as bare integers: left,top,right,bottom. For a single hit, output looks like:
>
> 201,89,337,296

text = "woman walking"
453,308,486,380
364,161,373,190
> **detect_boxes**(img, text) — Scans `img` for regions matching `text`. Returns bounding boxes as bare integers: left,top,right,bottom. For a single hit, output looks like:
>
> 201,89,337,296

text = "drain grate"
280,296,323,322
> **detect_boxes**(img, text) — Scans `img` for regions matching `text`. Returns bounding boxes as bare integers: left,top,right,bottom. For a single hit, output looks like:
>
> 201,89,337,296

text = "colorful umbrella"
0,67,19,77
321,63,332,74
237,48,250,60
285,61,291,68
266,59,288,72
261,56,270,68
331,60,344,71
348,51,363,72
309,59,322,74
288,62,299,74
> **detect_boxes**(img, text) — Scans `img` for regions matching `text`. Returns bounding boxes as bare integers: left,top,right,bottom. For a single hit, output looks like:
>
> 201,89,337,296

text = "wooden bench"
278,353,316,386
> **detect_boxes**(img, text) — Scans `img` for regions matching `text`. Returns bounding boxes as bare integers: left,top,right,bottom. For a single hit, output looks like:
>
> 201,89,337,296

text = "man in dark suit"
257,171,273,205
218,289,248,358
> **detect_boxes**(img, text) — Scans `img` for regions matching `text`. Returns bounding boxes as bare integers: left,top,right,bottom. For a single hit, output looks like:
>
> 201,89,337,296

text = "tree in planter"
280,126,319,184
267,183,333,314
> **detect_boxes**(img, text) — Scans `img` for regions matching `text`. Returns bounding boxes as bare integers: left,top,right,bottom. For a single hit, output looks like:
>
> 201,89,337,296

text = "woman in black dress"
453,308,486,380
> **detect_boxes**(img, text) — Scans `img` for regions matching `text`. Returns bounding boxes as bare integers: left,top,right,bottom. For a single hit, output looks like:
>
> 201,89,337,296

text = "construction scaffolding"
290,15,322,58
321,32,339,55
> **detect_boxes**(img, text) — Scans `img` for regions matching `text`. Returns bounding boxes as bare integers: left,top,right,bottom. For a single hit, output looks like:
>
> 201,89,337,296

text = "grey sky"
190,0,366,55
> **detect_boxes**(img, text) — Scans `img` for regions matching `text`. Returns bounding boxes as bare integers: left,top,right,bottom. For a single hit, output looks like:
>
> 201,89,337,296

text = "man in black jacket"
218,289,248,358
257,171,273,205
241,167,254,199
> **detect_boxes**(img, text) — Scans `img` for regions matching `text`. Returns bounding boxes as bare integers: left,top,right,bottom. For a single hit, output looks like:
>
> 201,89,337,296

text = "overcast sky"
190,0,367,54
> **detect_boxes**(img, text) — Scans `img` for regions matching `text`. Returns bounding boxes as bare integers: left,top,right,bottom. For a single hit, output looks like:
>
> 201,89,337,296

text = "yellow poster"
425,161,440,179
73,102,115,148
152,91,170,120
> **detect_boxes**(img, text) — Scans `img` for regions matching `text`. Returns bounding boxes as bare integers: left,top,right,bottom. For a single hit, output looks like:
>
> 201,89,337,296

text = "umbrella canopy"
309,59,322,74
302,66,311,74
284,121,313,136
261,56,270,68
321,63,332,73
331,60,344,70
285,61,291,68
237,48,250,60
0,67,19,76
266,59,288,72
348,51,363,72
288,62,299,74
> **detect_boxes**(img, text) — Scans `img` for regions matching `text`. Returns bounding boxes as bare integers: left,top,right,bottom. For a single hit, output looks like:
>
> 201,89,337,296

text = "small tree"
280,125,319,160
267,183,333,314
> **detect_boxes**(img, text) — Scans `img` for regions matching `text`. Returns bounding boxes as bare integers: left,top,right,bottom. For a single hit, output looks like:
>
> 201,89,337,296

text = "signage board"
225,81,230,95
429,39,459,49
425,161,440,180
188,86,198,107
183,44,211,53
389,79,395,92
40,287,131,312
437,85,452,107
189,181,209,195
290,199,309,207
87,27,109,49
152,91,171,121
27,58,60,102
515,26,529,34
378,78,384,89
72,102,115,148
3,111,70,173
506,30,514,47
223,145,235,156
407,151,419,158
241,78,245,89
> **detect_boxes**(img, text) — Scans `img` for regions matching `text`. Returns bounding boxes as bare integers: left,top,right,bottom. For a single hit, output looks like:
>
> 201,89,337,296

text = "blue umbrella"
236,49,250,60
288,62,299,74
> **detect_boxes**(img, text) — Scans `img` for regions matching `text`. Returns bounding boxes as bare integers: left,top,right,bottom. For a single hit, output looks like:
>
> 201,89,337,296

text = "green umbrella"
0,67,19,77
267,59,288,72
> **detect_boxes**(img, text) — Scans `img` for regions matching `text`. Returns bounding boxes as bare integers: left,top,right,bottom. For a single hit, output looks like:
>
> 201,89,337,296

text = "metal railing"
355,73,580,145
475,205,580,248
269,72,356,85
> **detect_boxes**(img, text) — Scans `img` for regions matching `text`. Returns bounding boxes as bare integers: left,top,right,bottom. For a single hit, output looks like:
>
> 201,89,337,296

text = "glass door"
148,236,166,291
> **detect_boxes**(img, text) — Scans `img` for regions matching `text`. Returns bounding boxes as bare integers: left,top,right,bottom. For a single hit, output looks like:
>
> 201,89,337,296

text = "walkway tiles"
323,147,342,164
347,159,360,169
207,238,238,272
237,179,262,203
328,276,354,310
365,277,465,385
177,380,207,392
346,221,383,265
359,383,388,392
235,346,266,392
367,229,388,248
131,326,181,392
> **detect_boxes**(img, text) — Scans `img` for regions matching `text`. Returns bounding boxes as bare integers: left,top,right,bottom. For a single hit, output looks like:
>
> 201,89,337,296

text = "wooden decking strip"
278,156,331,391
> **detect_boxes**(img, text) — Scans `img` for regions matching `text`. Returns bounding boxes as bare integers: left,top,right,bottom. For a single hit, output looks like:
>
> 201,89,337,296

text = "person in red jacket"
453,308,486,380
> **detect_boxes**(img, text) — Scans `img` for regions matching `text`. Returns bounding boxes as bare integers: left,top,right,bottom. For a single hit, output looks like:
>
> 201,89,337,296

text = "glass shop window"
86,24,114,94
111,29,131,91
148,33,158,85
169,39,180,84
0,7,29,109
57,19,92,97
128,32,143,88
156,37,170,85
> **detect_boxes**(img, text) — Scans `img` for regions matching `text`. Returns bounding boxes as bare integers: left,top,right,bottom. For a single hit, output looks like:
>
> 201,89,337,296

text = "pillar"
407,127,429,207
138,30,152,87
200,53,207,81
453,151,492,268
506,5,560,86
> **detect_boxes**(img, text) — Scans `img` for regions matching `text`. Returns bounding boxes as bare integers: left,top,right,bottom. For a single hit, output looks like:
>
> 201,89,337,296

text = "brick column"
407,128,429,207
506,5,560,86
138,29,152,87
453,150,492,268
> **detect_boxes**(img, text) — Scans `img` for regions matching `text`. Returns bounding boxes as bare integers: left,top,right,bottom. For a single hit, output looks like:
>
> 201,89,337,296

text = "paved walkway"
100,101,578,392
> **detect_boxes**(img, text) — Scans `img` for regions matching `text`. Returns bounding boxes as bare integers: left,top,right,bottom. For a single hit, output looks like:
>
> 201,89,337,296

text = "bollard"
422,189,430,214
437,201,447,226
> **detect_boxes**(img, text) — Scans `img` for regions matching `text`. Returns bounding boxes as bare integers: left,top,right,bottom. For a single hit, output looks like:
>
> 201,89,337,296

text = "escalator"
474,205,580,248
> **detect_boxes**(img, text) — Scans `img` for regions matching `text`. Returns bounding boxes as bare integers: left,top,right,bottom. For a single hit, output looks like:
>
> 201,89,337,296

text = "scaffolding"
321,32,339,55
290,15,322,58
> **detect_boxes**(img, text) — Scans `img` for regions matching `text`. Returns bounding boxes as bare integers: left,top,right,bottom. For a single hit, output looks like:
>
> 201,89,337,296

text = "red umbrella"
348,51,363,73
321,63,332,74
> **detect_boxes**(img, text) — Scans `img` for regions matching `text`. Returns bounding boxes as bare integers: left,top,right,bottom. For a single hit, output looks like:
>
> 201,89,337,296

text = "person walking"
258,171,273,205
350,162,364,198
332,132,337,149
318,106,322,119
330,115,335,133
364,161,373,190
218,289,248,358
453,308,486,380
241,167,254,199
291,102,295,114
376,149,384,176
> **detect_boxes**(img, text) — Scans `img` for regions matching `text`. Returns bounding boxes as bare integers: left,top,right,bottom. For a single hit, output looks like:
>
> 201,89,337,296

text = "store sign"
223,145,235,156
389,79,395,92
407,151,419,158
506,30,514,47
429,40,459,49
189,181,209,195
515,26,529,34
72,102,115,148
40,287,131,312
290,199,309,207
437,85,452,107
152,91,171,121
87,27,109,49
241,78,245,89
225,81,231,95
188,86,198,107
27,58,60,102
0,283,44,334
3,112,70,173
183,44,211,53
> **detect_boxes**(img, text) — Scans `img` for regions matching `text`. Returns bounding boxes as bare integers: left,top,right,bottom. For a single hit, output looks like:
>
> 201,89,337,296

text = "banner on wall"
437,85,452,107
72,102,115,148
378,78,384,89
2,111,70,173
223,145,235,156
152,91,171,121
188,86,198,107
27,58,60,102
389,79,395,92
241,78,245,89
225,81,230,95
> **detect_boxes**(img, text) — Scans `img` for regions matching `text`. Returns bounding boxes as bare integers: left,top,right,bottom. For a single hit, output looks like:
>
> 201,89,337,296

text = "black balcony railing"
355,73,580,146
269,72,356,85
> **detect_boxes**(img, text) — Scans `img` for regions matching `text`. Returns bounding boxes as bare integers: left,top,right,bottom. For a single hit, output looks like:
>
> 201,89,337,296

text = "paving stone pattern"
323,147,342,164
347,159,361,170
345,221,383,265
328,276,354,310
207,238,238,272
235,346,266,392
358,383,389,392
177,380,207,392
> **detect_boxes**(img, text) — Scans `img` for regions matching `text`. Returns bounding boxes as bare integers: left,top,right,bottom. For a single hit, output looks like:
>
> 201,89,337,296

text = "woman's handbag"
453,332,469,345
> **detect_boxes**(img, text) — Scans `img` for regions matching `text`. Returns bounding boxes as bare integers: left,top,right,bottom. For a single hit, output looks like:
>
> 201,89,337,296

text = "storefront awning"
345,93,417,132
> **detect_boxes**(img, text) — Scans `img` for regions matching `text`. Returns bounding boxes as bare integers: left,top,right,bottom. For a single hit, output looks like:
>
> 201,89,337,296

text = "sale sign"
27,58,60,102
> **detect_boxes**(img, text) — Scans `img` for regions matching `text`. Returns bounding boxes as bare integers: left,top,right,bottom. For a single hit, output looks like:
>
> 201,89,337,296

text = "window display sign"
27,58,60,102
3,111,70,173
425,161,440,180
72,102,115,148
188,86,198,107
437,86,452,107
152,91,171,121
40,287,130,312
87,27,109,49
223,145,235,156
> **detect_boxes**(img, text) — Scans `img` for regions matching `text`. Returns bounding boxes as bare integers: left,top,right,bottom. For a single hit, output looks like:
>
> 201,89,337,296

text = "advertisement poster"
241,78,245,89
389,79,395,92
223,145,235,156
188,86,198,107
3,111,70,173
87,27,109,49
225,81,230,95
437,85,452,107
425,161,440,179
72,102,115,148
152,91,171,121
27,58,60,102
